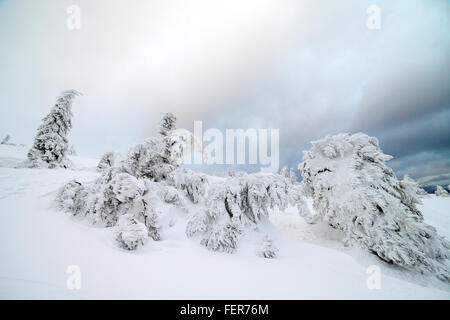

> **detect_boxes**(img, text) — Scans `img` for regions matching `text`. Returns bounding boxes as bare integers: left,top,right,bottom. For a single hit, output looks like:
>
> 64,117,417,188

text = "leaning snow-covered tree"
435,185,449,197
24,90,81,169
299,133,449,280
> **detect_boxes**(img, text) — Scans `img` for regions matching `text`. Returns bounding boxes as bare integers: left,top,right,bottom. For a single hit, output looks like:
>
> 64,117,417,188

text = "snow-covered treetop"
300,133,396,202
159,112,176,137
123,137,172,180
302,132,392,164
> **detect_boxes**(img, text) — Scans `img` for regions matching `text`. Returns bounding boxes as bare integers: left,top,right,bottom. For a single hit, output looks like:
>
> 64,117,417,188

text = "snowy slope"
0,145,449,299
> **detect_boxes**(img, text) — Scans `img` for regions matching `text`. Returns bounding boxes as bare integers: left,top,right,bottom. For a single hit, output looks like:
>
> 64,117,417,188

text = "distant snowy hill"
423,185,450,195
0,145,449,299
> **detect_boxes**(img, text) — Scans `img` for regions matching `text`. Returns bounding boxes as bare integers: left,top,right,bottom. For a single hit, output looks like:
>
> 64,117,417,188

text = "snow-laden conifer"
185,171,313,253
299,133,449,280
289,168,298,184
25,90,81,169
280,165,288,177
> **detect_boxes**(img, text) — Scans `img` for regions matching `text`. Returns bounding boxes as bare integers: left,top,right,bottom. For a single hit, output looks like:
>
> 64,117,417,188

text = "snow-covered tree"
1,134,12,145
159,112,177,164
159,112,176,138
56,179,88,216
299,133,449,280
56,112,312,256
400,175,427,198
280,166,298,184
97,152,121,172
280,165,289,177
168,128,205,166
289,168,297,184
435,185,449,197
185,171,312,253
123,137,175,181
167,167,208,204
24,90,81,169
399,175,423,205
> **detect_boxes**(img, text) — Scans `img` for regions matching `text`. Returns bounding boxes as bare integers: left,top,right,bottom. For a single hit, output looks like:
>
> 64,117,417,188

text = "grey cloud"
0,0,449,182
389,149,450,180
418,173,450,187
352,60,450,133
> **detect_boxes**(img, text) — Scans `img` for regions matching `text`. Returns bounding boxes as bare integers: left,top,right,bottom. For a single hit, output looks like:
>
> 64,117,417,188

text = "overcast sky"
0,0,449,185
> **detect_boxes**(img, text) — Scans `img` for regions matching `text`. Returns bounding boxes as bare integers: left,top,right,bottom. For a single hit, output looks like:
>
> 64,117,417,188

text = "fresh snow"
0,145,449,299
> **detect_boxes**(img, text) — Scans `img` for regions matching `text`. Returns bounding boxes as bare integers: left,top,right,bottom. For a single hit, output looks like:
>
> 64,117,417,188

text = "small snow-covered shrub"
257,235,279,259
115,214,149,250
56,179,88,216
90,171,145,227
200,219,242,254
186,210,210,238
299,133,450,280
435,185,449,197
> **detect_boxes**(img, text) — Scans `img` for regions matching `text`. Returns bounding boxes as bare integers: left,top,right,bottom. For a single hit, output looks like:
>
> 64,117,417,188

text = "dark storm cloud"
352,61,450,133
375,109,450,158
348,56,450,185
389,149,450,180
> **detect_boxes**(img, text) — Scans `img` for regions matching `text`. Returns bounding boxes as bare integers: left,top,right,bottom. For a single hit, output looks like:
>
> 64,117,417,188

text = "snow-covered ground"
0,145,449,299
